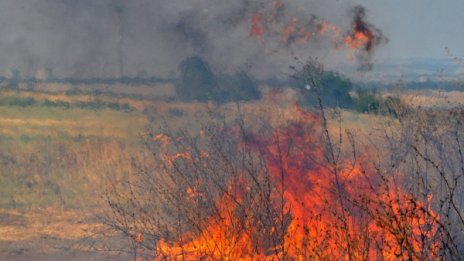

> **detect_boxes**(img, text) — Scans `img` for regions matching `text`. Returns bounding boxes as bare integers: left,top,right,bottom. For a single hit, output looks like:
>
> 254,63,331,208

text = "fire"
280,17,298,44
157,185,257,260
249,3,343,47
343,31,371,51
250,12,265,43
153,109,440,260
248,2,387,69
343,6,385,54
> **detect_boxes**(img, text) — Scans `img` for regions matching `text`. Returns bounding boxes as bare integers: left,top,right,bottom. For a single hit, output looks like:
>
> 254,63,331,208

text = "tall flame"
154,109,439,260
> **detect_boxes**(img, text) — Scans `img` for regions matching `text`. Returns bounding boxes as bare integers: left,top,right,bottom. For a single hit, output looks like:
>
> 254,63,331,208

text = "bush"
175,56,262,103
353,88,405,116
175,56,216,101
215,71,261,103
167,108,185,117
291,65,353,108
353,89,380,113
290,59,405,116
43,99,71,109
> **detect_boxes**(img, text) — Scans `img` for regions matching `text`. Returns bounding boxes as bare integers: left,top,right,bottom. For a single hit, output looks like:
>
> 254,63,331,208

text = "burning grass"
0,87,462,259
105,104,463,260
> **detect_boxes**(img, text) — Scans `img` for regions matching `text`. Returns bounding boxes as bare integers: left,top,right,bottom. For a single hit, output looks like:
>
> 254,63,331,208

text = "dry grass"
0,106,147,141
0,87,462,259
399,90,464,108
0,207,101,241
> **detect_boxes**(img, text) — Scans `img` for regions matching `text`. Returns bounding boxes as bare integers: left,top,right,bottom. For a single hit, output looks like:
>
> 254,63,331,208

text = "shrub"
43,99,71,109
291,64,353,108
175,56,216,101
353,88,405,116
353,89,380,113
215,71,261,103
175,57,262,103
0,97,37,107
167,108,185,117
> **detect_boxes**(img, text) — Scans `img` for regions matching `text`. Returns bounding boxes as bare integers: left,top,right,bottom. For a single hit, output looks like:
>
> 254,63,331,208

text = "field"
0,84,462,260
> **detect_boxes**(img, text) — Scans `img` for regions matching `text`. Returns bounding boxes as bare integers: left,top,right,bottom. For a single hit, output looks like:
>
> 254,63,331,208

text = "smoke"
344,6,388,70
0,0,387,78
249,3,388,71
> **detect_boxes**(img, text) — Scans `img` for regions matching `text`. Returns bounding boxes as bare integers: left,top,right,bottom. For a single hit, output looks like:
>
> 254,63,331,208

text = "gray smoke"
0,0,382,79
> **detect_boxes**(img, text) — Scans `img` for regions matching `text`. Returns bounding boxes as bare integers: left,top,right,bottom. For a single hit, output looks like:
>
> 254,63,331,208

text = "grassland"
0,84,461,260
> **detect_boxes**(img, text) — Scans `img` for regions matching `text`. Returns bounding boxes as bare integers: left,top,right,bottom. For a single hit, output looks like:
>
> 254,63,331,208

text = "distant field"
16,82,176,99
0,86,461,207
398,90,464,108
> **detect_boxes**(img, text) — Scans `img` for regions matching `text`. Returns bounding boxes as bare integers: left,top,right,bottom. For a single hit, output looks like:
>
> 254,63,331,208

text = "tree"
291,64,353,108
175,56,216,101
215,71,261,103
353,88,381,113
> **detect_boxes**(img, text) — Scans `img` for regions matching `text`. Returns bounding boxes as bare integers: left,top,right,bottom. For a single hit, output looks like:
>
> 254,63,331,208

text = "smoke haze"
0,0,389,78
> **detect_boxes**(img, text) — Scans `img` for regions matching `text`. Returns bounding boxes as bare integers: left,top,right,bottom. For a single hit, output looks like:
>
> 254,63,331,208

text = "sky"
0,0,462,78
357,0,464,62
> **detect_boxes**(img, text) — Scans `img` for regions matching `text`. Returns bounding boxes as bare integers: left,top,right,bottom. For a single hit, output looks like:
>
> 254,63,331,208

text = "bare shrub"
103,59,464,260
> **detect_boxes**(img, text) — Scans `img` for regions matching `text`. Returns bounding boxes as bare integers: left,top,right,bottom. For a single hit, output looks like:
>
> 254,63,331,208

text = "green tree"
292,68,353,108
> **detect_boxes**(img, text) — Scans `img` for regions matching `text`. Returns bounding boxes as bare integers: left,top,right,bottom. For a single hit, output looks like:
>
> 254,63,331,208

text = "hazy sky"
357,0,464,61
0,0,462,78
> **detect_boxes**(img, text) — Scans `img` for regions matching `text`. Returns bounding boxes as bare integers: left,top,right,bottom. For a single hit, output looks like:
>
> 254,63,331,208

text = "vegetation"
356,80,464,92
291,63,406,116
291,65,353,108
0,93,134,112
104,59,464,260
0,65,463,260
353,88,404,115
0,96,37,107
0,102,147,210
215,71,261,102
175,56,261,103
175,56,216,101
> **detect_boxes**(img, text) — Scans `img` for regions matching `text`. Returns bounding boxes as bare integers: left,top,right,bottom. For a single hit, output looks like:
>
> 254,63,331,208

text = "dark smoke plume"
344,6,388,70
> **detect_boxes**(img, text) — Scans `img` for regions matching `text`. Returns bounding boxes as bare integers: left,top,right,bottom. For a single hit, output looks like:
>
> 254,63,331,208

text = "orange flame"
154,110,440,260
343,31,371,51
248,1,387,68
